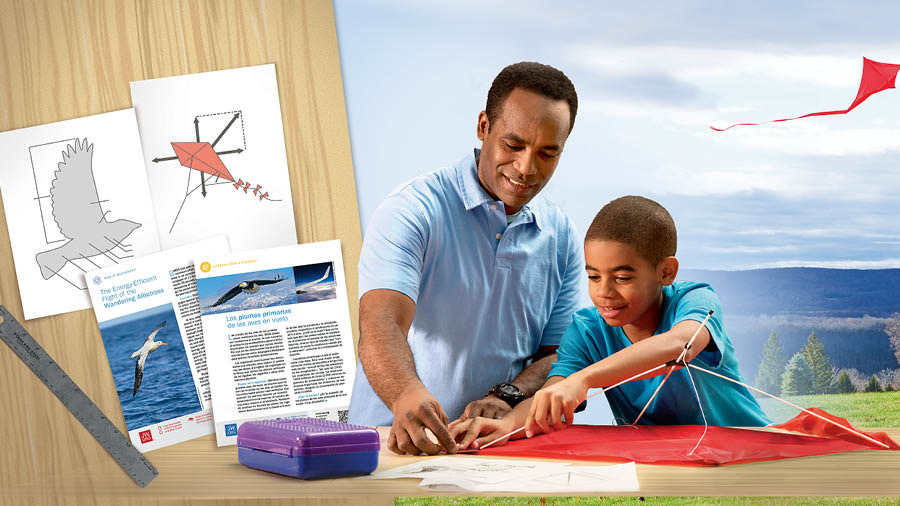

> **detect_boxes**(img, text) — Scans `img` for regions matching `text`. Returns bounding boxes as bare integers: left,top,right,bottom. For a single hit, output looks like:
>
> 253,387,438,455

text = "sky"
333,1,900,271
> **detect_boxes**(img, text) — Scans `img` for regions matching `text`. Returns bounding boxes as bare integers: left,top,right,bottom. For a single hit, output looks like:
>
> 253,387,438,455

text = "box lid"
237,418,380,456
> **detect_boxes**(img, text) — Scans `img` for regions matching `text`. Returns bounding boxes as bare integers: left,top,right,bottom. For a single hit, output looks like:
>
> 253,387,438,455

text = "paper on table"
0,109,160,319
195,240,356,446
130,64,297,252
364,457,640,493
86,235,229,451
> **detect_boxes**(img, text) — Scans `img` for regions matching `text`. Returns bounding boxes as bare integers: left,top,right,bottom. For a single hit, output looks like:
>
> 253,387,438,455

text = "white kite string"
475,362,669,450
632,311,714,426
684,363,708,455
687,362,890,450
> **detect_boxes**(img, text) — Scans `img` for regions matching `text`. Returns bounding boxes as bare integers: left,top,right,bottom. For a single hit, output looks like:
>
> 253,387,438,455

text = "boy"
450,196,771,449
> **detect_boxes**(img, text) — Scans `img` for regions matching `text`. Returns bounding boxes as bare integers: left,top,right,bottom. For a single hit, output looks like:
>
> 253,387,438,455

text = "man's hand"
448,416,518,450
388,383,458,456
455,395,512,423
525,373,588,438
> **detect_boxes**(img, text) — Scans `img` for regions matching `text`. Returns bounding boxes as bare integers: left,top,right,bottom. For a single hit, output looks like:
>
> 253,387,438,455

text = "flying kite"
35,138,141,283
131,320,169,397
152,112,278,233
210,274,286,307
711,57,900,131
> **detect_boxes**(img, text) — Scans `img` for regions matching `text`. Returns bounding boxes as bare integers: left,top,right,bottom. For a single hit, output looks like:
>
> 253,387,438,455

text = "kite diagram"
31,138,141,290
712,57,900,131
151,111,280,233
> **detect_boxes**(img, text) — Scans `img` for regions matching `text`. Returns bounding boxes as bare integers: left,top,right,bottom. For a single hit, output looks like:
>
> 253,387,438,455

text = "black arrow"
210,112,240,148
201,172,207,197
216,148,244,156
194,117,200,142
153,155,178,163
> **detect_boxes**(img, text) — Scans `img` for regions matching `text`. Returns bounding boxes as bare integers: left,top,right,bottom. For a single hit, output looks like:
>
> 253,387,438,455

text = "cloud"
739,259,900,269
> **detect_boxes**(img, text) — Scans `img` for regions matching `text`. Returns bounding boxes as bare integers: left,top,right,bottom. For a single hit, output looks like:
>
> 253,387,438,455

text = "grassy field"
396,497,900,505
757,390,900,427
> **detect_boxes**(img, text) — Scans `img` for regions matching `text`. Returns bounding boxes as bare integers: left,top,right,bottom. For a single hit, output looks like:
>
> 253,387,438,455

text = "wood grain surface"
2,1,900,505
0,1,362,504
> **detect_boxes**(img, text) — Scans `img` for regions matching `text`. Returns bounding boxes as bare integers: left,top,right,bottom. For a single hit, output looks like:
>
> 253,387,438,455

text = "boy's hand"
525,373,588,437
448,416,518,450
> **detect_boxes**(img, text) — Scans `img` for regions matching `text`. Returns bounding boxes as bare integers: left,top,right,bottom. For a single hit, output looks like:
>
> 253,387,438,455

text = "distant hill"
678,268,900,378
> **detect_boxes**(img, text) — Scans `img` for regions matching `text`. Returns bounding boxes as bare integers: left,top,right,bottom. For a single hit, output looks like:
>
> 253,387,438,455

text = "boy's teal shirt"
549,281,772,427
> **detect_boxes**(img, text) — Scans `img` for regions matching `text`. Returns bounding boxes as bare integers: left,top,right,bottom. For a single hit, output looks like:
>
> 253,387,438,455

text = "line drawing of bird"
34,138,141,281
295,265,332,294
210,274,286,307
131,320,168,397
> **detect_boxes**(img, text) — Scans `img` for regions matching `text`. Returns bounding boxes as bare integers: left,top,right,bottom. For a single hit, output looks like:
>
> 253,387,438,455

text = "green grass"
757,390,900,427
395,497,900,505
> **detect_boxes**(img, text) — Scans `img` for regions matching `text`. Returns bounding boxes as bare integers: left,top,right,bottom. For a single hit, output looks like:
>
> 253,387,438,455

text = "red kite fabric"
711,57,900,131
171,142,236,182
476,408,898,466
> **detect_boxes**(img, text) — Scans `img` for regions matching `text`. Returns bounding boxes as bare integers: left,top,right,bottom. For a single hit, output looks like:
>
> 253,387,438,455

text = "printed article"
195,239,356,446
86,235,229,451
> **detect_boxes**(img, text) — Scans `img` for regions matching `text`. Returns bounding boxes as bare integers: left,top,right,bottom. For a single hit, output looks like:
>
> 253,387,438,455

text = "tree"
887,313,900,367
802,332,835,394
755,331,787,395
782,353,815,396
835,370,855,394
865,375,883,393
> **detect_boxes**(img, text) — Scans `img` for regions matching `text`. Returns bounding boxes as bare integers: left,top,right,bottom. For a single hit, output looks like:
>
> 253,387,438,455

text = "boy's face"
584,240,678,339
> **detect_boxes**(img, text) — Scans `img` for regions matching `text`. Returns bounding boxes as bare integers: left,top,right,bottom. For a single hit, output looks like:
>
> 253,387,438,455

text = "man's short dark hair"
485,62,578,134
585,196,677,266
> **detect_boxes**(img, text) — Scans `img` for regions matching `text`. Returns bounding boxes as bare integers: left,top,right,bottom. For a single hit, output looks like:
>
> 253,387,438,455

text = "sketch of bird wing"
212,285,244,307
253,275,285,286
49,138,104,239
296,266,331,291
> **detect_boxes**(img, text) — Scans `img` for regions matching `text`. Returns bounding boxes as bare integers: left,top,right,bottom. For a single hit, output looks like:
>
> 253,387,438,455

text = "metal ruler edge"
0,305,158,488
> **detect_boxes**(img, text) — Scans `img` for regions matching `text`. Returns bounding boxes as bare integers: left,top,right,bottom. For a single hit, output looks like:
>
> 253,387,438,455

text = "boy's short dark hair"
585,196,677,266
485,62,578,134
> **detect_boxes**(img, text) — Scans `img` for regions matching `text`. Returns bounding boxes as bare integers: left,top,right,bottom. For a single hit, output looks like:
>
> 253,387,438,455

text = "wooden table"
4,426,900,504
0,1,362,504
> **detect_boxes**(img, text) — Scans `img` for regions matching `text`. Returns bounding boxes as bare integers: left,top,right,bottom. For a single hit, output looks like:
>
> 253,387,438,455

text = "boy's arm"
448,376,566,449
525,320,712,436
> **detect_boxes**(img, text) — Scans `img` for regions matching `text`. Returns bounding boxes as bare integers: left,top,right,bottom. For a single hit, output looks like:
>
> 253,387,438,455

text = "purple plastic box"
237,418,380,479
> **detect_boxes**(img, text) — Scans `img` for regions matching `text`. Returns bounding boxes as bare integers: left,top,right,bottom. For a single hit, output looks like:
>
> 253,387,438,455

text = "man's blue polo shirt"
348,149,584,425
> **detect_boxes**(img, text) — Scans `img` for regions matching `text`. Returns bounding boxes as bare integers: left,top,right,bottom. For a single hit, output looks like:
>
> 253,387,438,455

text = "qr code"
338,409,349,423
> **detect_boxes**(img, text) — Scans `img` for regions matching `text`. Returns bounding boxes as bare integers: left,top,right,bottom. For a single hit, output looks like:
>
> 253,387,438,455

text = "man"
348,62,583,455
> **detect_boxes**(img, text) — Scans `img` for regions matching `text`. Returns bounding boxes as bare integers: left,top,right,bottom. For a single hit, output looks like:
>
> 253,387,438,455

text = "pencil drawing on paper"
31,138,140,290
150,110,281,234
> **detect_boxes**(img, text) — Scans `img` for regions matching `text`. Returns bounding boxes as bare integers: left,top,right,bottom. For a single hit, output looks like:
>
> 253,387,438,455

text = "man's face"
476,88,571,214
584,240,678,341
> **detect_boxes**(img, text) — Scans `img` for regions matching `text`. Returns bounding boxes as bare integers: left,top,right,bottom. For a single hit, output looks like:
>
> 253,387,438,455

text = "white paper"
86,235,229,451
365,457,640,493
0,109,161,320
129,64,297,251
195,240,355,446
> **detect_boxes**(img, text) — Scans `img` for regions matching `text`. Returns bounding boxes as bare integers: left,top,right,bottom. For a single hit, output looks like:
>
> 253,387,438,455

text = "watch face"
499,383,519,396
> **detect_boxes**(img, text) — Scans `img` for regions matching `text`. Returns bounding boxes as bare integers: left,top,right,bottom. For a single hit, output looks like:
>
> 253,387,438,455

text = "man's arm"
457,347,557,421
358,289,457,455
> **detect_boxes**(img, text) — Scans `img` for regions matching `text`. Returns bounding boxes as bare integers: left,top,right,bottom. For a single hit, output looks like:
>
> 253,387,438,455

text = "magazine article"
195,239,356,446
86,235,229,451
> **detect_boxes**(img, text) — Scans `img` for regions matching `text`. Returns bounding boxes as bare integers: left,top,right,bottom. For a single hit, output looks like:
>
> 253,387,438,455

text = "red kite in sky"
711,57,900,131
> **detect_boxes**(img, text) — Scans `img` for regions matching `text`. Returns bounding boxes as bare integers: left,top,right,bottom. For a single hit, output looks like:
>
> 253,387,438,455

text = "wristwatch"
487,382,526,408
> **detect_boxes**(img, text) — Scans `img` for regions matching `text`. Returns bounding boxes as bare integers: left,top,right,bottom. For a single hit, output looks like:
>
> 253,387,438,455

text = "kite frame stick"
475,362,670,450
686,363,890,450
632,311,714,425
